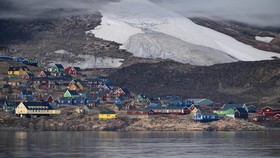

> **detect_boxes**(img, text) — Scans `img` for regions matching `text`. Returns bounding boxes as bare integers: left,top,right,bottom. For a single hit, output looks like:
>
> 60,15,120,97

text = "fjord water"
0,131,279,158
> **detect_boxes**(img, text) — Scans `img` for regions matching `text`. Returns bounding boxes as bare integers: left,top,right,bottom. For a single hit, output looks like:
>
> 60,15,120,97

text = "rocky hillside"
109,60,280,105
190,18,280,53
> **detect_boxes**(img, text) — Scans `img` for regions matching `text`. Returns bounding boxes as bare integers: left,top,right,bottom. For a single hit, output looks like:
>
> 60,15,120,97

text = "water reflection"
0,131,279,158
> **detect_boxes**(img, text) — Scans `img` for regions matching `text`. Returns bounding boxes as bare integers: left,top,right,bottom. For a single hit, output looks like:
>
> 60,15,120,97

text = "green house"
214,108,235,118
64,90,79,98
136,94,149,103
51,64,64,73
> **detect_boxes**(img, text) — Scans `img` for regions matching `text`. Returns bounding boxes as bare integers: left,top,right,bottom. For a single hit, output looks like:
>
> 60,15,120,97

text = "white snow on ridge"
255,36,274,43
88,0,280,65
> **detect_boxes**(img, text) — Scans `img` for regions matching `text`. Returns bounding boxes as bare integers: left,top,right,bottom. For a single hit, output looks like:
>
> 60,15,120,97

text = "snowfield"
255,36,274,43
88,0,280,66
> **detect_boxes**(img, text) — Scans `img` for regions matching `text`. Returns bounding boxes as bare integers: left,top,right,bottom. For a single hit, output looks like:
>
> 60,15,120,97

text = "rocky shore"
0,110,268,132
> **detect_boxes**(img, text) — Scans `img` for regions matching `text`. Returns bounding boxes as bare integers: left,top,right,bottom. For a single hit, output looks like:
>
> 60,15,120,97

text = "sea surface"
0,131,279,158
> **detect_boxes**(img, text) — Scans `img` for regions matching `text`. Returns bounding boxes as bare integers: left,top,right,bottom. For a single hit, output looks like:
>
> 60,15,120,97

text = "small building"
15,101,61,117
22,72,35,80
38,71,52,78
8,66,29,75
59,97,73,105
98,110,117,119
222,103,247,111
3,101,20,113
72,97,87,105
213,108,235,118
246,104,257,113
193,110,219,122
274,114,280,122
234,108,248,119
147,105,191,115
51,64,64,73
259,106,280,117
136,94,149,103
20,89,34,100
64,90,79,98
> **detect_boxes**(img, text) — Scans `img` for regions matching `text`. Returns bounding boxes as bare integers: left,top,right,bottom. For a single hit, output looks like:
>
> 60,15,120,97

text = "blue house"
184,100,193,107
114,97,125,106
97,76,112,86
20,90,34,100
72,97,87,105
59,97,73,105
194,110,219,122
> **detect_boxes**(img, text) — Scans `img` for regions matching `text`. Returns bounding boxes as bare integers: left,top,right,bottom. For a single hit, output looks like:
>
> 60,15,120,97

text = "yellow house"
69,79,88,91
8,66,29,75
15,101,61,117
98,110,117,119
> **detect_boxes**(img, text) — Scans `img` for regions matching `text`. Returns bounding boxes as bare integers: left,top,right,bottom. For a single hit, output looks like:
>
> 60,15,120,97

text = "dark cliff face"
109,60,280,104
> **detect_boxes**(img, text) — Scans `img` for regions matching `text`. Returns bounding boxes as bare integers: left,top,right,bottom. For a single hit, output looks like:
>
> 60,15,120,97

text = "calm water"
0,131,279,158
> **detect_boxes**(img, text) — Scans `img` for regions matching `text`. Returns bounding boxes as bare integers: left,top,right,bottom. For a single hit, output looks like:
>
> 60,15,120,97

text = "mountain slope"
88,0,280,65
109,60,280,104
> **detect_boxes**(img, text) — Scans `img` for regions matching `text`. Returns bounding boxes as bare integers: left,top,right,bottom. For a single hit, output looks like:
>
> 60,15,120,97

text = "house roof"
41,71,52,76
21,101,53,110
147,105,187,110
4,101,20,107
59,97,73,101
8,67,20,71
73,67,81,71
54,64,64,69
235,108,248,114
67,90,79,96
187,99,214,106
223,104,245,110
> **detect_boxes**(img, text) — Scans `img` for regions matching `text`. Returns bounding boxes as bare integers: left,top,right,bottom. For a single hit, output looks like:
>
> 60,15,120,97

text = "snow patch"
87,0,280,65
50,50,123,69
125,33,237,65
255,36,274,43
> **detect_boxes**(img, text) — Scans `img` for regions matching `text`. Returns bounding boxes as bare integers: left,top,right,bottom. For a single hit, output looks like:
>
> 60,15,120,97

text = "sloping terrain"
190,18,280,53
109,60,280,105
89,0,280,66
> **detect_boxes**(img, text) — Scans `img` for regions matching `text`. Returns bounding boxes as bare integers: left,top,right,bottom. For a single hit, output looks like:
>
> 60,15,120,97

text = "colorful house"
222,103,247,111
15,101,61,117
234,108,248,119
8,66,27,75
20,90,34,100
246,104,257,113
69,79,88,91
147,105,191,115
63,90,79,98
72,97,87,105
38,71,52,78
193,110,219,122
258,106,280,117
3,101,19,113
51,64,64,73
59,97,73,104
98,110,117,119
65,67,82,75
22,72,35,80
136,94,149,103
86,96,100,107
214,108,235,118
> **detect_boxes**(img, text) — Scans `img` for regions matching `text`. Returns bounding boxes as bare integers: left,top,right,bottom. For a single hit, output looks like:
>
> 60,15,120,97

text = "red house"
65,67,82,75
260,106,280,117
